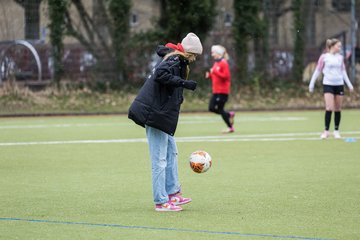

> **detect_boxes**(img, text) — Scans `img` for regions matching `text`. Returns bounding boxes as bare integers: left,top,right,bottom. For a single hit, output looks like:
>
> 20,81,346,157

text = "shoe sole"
222,131,234,134
320,134,329,139
155,208,182,212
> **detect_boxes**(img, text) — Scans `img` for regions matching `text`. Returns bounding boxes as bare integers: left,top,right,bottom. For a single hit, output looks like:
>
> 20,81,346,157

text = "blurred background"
0,0,359,113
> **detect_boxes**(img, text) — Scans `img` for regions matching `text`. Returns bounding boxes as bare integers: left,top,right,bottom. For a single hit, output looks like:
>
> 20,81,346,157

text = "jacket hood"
156,45,173,58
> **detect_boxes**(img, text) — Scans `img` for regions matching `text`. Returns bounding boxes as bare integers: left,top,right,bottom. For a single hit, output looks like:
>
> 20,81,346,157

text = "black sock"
325,111,332,131
334,111,341,130
221,111,232,128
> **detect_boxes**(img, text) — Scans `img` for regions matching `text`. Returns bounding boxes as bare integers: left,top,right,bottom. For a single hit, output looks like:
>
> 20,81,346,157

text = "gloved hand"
182,80,197,91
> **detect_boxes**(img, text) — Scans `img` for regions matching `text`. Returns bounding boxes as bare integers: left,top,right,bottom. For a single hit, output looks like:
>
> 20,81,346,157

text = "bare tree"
64,0,131,88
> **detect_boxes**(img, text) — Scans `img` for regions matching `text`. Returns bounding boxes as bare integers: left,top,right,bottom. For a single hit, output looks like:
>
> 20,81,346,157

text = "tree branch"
64,9,100,59
69,0,112,59
70,0,95,43
275,6,294,17
13,0,25,8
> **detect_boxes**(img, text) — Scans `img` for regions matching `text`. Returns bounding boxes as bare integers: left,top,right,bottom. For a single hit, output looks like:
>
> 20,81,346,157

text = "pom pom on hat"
211,45,225,56
181,33,203,55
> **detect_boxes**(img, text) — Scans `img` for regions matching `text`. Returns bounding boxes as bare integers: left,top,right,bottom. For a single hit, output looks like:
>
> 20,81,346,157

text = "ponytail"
223,50,229,61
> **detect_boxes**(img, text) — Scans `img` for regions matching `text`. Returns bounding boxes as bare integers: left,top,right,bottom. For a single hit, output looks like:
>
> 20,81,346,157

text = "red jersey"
208,58,231,94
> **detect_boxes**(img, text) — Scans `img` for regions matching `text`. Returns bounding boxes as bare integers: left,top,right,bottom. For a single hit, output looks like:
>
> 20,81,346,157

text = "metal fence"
0,0,358,87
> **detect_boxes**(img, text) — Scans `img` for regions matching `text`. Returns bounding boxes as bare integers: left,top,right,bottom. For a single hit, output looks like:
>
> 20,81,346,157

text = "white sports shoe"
333,130,342,139
320,130,329,139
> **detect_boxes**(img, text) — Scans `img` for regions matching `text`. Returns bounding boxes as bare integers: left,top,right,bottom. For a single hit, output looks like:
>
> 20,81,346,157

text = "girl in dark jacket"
128,33,203,211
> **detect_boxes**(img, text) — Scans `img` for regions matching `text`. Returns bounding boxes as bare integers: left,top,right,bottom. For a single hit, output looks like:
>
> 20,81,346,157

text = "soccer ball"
189,150,212,173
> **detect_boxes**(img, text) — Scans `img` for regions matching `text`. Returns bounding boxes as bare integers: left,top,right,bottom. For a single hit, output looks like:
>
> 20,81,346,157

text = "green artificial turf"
0,110,359,240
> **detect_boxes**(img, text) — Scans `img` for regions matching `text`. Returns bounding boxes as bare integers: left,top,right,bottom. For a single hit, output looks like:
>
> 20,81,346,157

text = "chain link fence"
0,0,358,89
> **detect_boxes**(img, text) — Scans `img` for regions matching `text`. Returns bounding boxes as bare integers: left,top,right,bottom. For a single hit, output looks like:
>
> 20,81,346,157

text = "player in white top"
309,38,354,139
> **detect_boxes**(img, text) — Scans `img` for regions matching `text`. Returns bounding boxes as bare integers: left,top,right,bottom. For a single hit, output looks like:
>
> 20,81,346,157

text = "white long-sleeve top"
309,53,354,92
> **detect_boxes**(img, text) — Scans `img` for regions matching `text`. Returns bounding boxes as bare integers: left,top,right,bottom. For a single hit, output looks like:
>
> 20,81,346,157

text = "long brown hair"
163,50,191,79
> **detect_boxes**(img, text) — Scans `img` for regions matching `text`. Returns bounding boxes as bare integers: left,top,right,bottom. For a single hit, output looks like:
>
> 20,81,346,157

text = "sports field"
0,110,359,240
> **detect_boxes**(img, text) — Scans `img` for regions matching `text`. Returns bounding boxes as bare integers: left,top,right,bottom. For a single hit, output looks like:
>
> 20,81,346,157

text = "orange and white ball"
189,151,212,173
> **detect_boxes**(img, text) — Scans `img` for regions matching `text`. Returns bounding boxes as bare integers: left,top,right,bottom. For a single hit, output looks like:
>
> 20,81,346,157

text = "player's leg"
208,94,220,114
229,111,235,126
217,94,233,129
145,125,182,211
333,86,344,138
322,92,335,139
166,136,191,206
165,135,180,194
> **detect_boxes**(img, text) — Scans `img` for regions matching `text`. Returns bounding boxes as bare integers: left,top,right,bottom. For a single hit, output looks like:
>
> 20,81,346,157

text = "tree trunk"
304,0,316,47
292,0,306,83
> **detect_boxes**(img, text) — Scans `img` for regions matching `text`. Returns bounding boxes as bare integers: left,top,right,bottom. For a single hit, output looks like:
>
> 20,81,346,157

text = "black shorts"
323,85,344,95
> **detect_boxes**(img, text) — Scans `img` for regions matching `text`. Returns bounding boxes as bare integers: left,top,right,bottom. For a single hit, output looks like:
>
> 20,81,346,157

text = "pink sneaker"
229,111,235,126
222,127,234,134
320,130,329,139
155,201,182,212
333,130,341,139
169,193,192,206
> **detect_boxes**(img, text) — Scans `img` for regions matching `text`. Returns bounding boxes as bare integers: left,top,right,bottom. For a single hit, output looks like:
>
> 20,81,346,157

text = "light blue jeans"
145,125,181,204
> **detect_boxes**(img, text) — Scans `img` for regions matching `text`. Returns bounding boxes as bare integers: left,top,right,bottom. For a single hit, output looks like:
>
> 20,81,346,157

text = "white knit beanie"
181,33,203,55
211,45,225,56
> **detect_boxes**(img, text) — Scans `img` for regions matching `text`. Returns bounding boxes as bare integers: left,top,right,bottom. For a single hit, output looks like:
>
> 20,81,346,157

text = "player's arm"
341,61,354,91
309,55,324,92
211,61,230,80
155,61,197,90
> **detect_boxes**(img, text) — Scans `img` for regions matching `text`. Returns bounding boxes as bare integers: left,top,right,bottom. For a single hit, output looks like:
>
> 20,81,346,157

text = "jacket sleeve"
154,61,185,87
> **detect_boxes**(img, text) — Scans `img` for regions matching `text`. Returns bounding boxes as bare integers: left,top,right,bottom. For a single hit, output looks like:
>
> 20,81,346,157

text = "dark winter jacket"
128,46,191,136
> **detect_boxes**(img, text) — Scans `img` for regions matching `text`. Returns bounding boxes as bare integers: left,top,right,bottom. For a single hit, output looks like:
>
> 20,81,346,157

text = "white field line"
0,138,147,146
0,117,308,129
0,123,127,129
181,116,308,122
0,131,359,147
